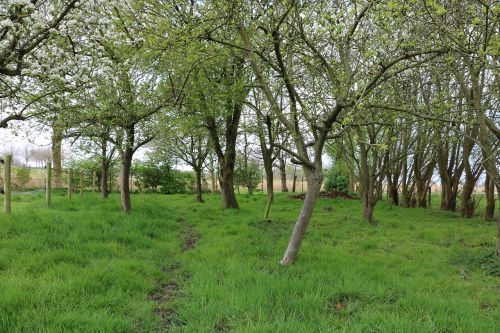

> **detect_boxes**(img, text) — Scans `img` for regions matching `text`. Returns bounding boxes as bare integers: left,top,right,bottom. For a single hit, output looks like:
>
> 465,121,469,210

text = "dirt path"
148,218,201,331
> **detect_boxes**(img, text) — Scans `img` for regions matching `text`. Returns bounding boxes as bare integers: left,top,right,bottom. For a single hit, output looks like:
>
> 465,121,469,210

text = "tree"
236,0,447,265
152,121,210,203
0,0,81,129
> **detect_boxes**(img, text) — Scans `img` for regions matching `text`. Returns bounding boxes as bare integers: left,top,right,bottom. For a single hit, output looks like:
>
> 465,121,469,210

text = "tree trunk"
280,170,323,266
415,179,428,208
120,148,133,213
195,167,204,203
387,177,399,206
292,167,297,193
101,164,109,198
364,197,376,224
362,181,377,224
220,165,239,209
484,173,495,221
461,181,475,218
460,136,477,218
209,157,217,194
440,178,450,210
264,164,274,220
52,129,63,188
375,179,383,201
279,157,288,192
101,145,109,199
348,167,355,193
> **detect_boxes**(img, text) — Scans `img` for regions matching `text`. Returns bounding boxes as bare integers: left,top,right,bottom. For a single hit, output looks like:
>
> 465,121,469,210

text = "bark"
292,167,297,193
358,139,377,223
220,165,239,208
280,170,323,265
120,146,133,213
52,127,63,188
195,167,204,203
461,179,475,218
414,152,435,208
460,126,479,218
400,129,414,208
278,156,288,192
387,171,399,206
263,162,274,220
437,137,464,212
209,156,217,194
202,55,245,209
411,129,437,208
484,173,495,221
101,162,109,198
415,178,428,208
205,112,240,209
364,196,376,223
375,179,383,201
101,143,109,199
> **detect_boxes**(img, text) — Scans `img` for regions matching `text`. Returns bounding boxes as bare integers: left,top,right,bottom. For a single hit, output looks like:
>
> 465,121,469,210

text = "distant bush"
234,156,261,194
161,170,194,194
133,161,193,194
15,167,31,190
324,167,349,193
65,159,104,189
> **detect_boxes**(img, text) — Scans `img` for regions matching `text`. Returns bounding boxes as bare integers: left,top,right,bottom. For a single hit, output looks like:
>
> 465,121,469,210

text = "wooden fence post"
80,171,84,196
68,168,72,200
46,160,52,207
3,154,12,214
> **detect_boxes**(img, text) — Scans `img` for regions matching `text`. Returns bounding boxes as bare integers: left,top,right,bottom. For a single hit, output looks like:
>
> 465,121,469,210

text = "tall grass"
0,191,498,332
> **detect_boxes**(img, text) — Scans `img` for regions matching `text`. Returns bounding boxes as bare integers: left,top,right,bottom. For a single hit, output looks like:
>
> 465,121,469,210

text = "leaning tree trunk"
195,167,204,203
120,147,133,213
281,169,323,266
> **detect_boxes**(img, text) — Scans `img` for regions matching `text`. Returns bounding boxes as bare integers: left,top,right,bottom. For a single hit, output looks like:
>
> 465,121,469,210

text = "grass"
0,191,499,332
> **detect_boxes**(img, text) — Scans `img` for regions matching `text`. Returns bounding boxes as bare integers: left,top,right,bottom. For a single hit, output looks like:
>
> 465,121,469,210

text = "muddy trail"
148,218,201,331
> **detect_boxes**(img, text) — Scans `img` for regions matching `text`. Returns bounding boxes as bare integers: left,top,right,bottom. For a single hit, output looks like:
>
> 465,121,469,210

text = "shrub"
234,156,261,193
133,161,193,194
15,167,31,190
324,167,349,193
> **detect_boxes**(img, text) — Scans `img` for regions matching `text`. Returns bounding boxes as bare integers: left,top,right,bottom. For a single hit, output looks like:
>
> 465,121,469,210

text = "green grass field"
0,191,499,332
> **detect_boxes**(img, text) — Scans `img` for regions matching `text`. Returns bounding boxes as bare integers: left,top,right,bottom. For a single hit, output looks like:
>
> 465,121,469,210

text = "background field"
0,191,498,332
